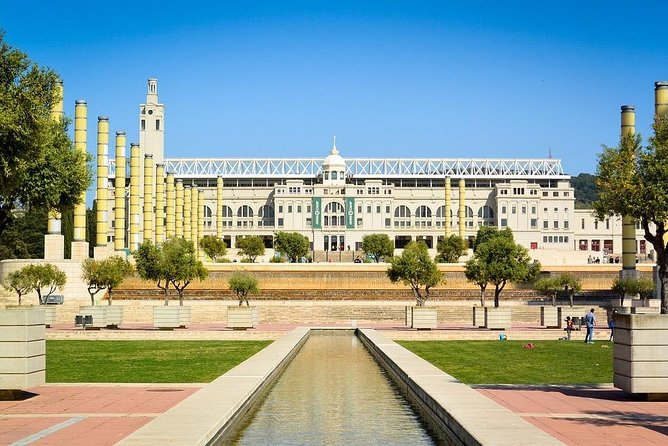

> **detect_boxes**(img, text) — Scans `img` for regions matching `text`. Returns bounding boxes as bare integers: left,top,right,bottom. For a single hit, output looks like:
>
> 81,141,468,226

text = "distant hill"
571,173,598,209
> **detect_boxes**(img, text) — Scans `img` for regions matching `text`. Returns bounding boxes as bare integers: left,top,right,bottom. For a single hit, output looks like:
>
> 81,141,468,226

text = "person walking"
584,308,596,344
608,310,617,342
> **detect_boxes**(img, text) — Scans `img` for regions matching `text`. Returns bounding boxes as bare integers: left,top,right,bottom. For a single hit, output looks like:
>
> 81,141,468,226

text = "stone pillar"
191,186,198,246
620,105,638,278
143,154,154,243
175,179,184,238
458,179,465,240
656,81,668,118
166,173,175,239
129,143,141,252
198,189,205,256
183,186,192,242
154,163,165,244
94,117,110,259
0,309,45,392
114,132,127,254
71,100,89,260
216,176,223,239
444,176,451,238
45,81,65,260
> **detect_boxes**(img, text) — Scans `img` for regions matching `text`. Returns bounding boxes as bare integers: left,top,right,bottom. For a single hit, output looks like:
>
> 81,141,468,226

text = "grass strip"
46,340,272,383
398,340,613,385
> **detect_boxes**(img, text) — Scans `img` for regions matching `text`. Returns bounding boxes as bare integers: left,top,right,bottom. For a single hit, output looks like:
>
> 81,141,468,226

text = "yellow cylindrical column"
155,163,165,244
458,179,465,240
621,105,637,271
73,100,87,242
191,186,198,246
183,186,192,241
444,177,451,238
129,144,141,251
198,190,205,257
95,117,110,247
216,176,223,238
166,173,175,239
114,132,126,252
47,81,64,235
655,81,668,119
175,180,184,238
143,154,154,243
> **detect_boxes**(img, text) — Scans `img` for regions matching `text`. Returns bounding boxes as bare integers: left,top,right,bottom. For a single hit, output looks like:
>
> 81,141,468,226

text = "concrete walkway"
1,324,665,445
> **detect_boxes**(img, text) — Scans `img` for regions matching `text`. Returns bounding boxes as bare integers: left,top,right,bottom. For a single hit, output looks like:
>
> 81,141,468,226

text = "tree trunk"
552,292,556,306
569,291,574,307
107,288,113,305
163,282,169,306
494,285,501,308
659,260,668,315
480,288,485,307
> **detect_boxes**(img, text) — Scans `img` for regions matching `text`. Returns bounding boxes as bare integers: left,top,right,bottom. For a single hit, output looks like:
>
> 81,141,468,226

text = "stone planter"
610,298,632,309
153,306,183,329
410,307,437,330
484,307,511,330
227,306,258,330
473,306,486,328
0,308,45,390
78,306,108,329
614,314,668,397
4,305,55,328
178,306,191,328
540,306,561,328
102,306,123,328
405,306,412,326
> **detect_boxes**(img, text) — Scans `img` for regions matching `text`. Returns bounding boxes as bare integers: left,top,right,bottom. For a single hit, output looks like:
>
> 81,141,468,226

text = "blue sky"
4,0,667,175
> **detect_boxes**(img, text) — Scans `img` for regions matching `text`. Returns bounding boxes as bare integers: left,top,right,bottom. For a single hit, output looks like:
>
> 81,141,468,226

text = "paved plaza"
1,323,666,445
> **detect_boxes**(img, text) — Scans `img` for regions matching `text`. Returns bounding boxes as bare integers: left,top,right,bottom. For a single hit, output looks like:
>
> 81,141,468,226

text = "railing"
108,157,567,179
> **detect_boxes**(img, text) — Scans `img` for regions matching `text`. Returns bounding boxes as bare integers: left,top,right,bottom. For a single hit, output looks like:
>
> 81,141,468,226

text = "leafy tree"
571,173,599,209
466,228,539,308
4,268,32,305
612,276,655,307
163,237,208,305
436,235,467,263
21,264,66,305
593,113,668,313
236,236,265,263
0,205,47,260
387,241,443,307
535,276,561,306
473,226,513,252
199,235,227,262
0,32,91,237
557,273,581,307
135,240,171,304
273,231,309,263
464,255,489,306
81,258,106,305
100,256,133,305
228,271,260,306
535,274,580,307
362,233,394,262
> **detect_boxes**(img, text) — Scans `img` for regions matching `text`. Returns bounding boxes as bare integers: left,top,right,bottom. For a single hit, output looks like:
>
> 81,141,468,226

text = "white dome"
323,146,346,169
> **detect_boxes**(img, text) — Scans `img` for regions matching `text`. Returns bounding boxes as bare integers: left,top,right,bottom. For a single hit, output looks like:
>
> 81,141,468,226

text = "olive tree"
593,110,668,313
464,255,489,306
199,235,227,262
135,240,171,305
612,276,655,307
436,235,467,263
362,233,394,263
164,237,208,305
535,274,580,307
228,271,260,306
236,236,265,263
4,268,32,305
21,264,66,305
81,256,134,305
387,241,443,307
273,231,309,263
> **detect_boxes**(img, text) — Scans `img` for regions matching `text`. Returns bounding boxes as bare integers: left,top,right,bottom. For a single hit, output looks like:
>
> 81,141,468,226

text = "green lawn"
398,340,613,385
46,340,272,383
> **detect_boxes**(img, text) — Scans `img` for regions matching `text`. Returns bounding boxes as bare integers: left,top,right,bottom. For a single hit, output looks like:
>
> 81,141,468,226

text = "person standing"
565,316,574,340
584,308,596,343
608,310,617,342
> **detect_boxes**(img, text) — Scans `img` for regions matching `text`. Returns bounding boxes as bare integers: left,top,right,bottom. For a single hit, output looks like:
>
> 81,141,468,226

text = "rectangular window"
548,236,553,243
297,206,302,213
564,236,569,243
511,206,516,214
553,192,559,197
581,218,585,229
594,221,598,230
543,191,548,197
356,218,363,226
306,205,311,213
564,221,569,229
531,206,536,214
543,220,548,229
640,240,646,254
385,206,390,213
604,239,613,253
564,192,570,196
558,236,564,243
288,205,292,213
543,236,548,243
156,119,160,131
530,218,537,229
306,218,312,227
358,206,362,213
367,206,372,213
278,205,283,213
502,206,507,214
376,206,381,213
606,219,610,230
500,218,508,227
579,240,588,250
553,220,559,229
385,218,391,227
278,218,284,227
592,240,601,251
141,119,145,130
521,206,526,214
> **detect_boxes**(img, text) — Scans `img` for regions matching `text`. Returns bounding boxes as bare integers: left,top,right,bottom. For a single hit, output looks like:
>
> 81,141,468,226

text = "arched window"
331,171,337,180
435,206,454,228
259,205,275,227
464,205,474,228
236,205,254,228
415,205,432,228
477,205,495,226
222,205,233,228
324,201,345,227
394,205,411,228
204,205,213,227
